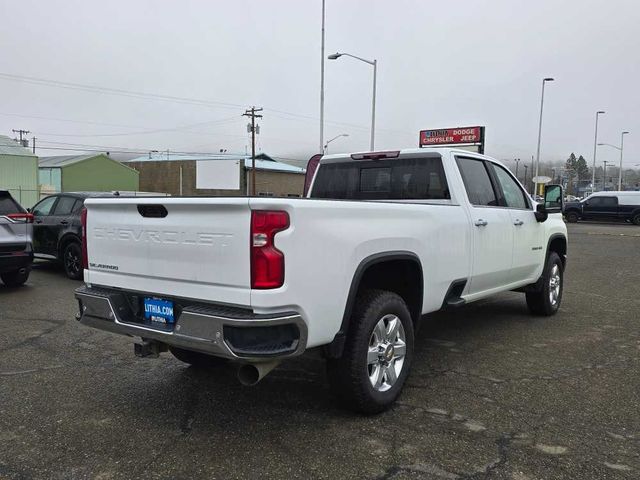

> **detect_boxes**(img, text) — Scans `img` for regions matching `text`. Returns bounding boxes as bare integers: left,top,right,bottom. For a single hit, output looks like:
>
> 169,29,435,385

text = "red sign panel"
419,126,483,147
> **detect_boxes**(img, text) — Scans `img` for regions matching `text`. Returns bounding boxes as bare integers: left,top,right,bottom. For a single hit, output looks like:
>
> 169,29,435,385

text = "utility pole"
12,129,30,147
243,106,263,196
514,158,521,180
32,137,36,154
523,164,529,193
319,0,325,154
603,161,610,191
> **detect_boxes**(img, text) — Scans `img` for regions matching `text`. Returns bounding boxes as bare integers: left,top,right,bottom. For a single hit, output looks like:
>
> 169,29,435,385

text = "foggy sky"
0,0,638,169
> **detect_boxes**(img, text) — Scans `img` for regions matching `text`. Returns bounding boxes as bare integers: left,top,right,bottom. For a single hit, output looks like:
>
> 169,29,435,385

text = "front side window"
491,164,529,209
455,157,498,207
32,196,57,216
311,155,450,200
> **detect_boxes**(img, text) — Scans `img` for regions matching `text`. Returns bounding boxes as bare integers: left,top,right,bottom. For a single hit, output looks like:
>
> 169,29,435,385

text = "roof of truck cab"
319,147,497,163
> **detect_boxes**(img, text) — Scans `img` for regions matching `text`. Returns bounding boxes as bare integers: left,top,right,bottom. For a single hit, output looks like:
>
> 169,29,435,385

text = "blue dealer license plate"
143,297,175,324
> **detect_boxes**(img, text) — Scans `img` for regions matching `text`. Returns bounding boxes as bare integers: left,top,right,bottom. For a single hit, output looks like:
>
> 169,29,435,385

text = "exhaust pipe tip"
237,361,280,386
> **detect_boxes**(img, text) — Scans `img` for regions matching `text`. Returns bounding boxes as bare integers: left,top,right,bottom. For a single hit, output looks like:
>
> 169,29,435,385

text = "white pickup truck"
75,148,567,413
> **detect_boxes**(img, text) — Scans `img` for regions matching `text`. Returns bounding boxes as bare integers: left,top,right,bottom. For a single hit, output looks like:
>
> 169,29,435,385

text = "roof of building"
0,135,37,157
38,153,138,175
123,152,305,173
38,154,99,167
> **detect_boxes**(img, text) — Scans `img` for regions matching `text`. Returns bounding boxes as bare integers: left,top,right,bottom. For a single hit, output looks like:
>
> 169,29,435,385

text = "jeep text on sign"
419,127,482,146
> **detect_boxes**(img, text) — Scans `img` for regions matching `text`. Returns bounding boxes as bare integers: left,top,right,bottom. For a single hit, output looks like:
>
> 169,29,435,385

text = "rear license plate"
143,297,175,324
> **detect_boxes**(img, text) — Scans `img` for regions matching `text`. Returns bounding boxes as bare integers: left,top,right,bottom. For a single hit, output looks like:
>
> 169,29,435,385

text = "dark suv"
31,192,128,279
0,190,34,287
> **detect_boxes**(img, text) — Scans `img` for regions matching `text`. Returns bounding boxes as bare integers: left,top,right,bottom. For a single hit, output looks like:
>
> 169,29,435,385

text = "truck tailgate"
84,197,251,306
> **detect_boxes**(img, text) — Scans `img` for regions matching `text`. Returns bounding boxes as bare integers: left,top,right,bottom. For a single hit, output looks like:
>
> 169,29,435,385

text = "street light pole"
523,164,529,193
328,52,377,150
319,0,325,154
534,77,554,197
603,161,610,191
618,131,629,190
514,158,520,180
592,110,605,193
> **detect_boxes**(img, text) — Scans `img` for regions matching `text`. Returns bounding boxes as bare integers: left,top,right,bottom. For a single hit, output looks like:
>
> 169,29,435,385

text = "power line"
0,72,415,137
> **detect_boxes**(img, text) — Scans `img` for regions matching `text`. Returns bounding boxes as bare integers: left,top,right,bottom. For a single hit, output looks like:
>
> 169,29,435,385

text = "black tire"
169,346,227,368
526,252,564,316
632,213,640,226
565,211,579,223
63,242,83,280
327,289,414,414
0,268,30,287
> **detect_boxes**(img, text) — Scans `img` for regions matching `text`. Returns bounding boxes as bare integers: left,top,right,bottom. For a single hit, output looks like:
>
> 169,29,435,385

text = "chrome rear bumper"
74,285,307,361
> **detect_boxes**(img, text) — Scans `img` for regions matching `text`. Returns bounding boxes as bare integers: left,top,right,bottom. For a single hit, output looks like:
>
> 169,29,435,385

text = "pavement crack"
0,365,64,376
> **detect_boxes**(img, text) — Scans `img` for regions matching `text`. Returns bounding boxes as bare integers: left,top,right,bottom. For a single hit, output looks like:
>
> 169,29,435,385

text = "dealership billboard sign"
419,126,485,153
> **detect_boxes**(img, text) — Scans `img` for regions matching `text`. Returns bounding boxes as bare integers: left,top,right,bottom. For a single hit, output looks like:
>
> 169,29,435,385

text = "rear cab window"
310,154,451,201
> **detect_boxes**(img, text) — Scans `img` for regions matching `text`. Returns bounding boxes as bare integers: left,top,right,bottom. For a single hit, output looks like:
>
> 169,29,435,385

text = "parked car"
0,189,34,287
31,191,167,279
564,191,640,225
74,148,567,413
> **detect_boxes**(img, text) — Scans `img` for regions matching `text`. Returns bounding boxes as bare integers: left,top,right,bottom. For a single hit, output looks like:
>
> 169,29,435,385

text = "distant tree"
576,155,589,179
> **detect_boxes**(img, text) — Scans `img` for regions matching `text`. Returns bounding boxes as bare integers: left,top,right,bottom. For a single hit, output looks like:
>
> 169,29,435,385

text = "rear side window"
53,196,77,215
0,193,21,215
311,156,450,200
456,157,498,206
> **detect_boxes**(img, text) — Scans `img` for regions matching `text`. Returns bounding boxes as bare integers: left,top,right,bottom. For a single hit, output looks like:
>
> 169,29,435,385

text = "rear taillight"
80,207,88,269
7,213,34,223
251,210,289,289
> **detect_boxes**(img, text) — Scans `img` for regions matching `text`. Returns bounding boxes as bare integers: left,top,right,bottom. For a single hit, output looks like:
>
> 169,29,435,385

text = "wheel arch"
324,251,423,358
58,233,81,259
547,234,567,268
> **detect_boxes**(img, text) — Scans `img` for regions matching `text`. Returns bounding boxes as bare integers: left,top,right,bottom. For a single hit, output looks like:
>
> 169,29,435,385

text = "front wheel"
0,268,30,287
526,252,564,316
632,213,640,226
565,211,579,223
327,289,414,414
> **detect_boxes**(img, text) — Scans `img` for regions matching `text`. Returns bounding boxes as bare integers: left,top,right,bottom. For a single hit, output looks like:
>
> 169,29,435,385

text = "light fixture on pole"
534,77,554,196
324,133,349,153
591,111,605,193
328,52,377,151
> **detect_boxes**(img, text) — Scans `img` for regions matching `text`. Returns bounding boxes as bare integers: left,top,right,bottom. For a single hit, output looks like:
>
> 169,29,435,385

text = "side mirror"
534,184,564,222
544,184,564,214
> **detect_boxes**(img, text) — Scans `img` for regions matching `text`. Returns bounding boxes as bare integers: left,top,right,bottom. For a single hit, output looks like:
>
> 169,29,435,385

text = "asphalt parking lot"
1,222,638,480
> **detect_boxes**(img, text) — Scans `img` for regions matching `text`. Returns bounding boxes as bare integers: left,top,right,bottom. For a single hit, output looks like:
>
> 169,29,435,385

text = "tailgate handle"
137,204,168,218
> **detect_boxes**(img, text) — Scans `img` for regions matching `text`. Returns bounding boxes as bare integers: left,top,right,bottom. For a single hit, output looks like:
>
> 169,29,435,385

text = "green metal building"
0,135,39,207
39,153,139,194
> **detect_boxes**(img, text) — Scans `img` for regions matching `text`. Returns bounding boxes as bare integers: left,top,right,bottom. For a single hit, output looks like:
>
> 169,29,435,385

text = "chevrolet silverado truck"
75,148,567,413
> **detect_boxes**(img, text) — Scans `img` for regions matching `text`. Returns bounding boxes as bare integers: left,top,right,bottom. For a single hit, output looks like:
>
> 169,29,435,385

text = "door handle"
474,219,488,227
60,220,68,225
513,219,524,226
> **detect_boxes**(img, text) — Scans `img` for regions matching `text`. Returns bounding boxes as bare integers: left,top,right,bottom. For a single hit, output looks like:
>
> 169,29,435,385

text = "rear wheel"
169,346,227,368
327,289,414,414
63,242,83,280
526,252,564,316
632,213,640,226
0,268,30,287
565,211,579,223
